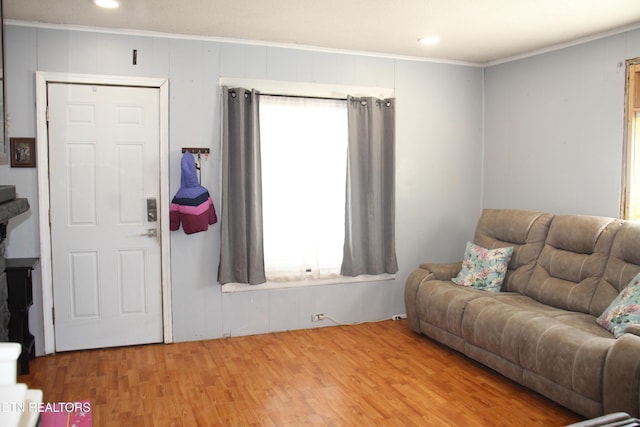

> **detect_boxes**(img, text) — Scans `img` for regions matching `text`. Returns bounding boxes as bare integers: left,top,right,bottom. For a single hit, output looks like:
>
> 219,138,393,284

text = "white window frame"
622,59,640,220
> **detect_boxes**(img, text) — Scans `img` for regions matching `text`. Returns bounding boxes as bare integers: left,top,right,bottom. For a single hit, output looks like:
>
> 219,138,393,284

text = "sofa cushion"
473,209,553,294
597,272,640,337
452,242,513,292
416,281,488,340
591,221,640,316
460,292,614,408
519,316,612,402
461,296,546,365
525,215,620,314
461,294,611,365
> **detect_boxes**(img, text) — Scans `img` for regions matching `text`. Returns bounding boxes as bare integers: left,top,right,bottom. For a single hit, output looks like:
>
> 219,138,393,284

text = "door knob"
141,229,158,238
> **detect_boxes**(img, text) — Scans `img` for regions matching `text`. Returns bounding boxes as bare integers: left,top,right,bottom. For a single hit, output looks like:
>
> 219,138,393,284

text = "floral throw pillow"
597,272,640,338
451,241,514,292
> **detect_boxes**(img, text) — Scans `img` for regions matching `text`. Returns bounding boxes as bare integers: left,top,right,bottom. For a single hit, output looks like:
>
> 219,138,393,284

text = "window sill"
221,273,396,293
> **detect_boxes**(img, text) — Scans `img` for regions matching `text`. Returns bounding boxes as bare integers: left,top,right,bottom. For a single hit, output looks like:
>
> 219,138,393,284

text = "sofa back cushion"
525,214,621,314
473,209,553,293
591,220,640,316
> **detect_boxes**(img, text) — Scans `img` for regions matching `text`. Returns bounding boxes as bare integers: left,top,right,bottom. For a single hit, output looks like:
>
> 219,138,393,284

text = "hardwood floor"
20,320,582,426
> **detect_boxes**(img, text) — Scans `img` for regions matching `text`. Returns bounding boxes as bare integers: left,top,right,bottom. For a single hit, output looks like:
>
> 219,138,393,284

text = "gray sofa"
405,209,640,419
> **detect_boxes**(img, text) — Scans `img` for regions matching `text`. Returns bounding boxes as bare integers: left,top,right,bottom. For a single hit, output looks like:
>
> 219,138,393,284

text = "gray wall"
0,23,484,353
483,29,640,217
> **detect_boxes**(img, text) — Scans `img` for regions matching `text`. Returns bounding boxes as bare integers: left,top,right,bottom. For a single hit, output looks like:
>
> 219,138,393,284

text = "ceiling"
5,0,640,64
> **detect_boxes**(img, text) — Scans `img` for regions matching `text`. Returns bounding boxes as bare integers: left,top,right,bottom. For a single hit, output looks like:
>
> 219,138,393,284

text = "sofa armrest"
417,262,462,281
405,262,462,333
603,332,640,417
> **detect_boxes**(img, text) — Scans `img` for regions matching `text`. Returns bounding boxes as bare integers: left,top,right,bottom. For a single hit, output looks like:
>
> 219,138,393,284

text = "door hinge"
46,106,49,123
52,307,55,325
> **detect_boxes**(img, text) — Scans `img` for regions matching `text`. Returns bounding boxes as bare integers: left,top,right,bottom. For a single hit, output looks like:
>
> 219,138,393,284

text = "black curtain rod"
261,93,393,104
229,89,391,103
260,93,347,101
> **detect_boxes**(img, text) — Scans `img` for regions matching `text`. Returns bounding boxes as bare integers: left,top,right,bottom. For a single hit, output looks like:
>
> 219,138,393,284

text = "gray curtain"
341,97,398,276
218,87,266,285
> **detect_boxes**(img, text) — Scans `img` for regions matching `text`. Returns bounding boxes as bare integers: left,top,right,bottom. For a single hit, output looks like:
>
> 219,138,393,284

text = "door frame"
35,71,172,354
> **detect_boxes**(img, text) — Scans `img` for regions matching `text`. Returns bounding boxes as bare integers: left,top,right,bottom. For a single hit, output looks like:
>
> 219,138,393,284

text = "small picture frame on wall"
10,137,36,168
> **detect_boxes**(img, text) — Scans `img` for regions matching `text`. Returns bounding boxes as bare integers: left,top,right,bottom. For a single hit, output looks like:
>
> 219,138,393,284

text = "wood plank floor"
19,320,582,426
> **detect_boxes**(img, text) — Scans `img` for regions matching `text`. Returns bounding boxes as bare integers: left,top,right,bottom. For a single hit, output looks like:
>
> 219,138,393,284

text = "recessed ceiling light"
418,36,440,46
93,0,120,8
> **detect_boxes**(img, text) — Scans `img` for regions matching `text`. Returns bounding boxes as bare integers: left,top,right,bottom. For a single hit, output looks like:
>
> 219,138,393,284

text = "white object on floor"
0,343,42,427
0,343,21,384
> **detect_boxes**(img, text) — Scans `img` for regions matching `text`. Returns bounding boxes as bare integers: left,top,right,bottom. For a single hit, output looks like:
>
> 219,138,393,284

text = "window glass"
260,95,348,280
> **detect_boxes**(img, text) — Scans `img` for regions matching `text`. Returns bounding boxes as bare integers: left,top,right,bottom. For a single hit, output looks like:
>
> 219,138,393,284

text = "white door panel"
48,83,163,352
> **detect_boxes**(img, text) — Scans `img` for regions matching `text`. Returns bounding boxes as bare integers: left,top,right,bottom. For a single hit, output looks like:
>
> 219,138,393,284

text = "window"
219,82,397,286
260,95,348,281
623,60,640,220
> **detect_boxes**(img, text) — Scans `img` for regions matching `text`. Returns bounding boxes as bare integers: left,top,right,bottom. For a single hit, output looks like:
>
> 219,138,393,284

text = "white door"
47,83,163,352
